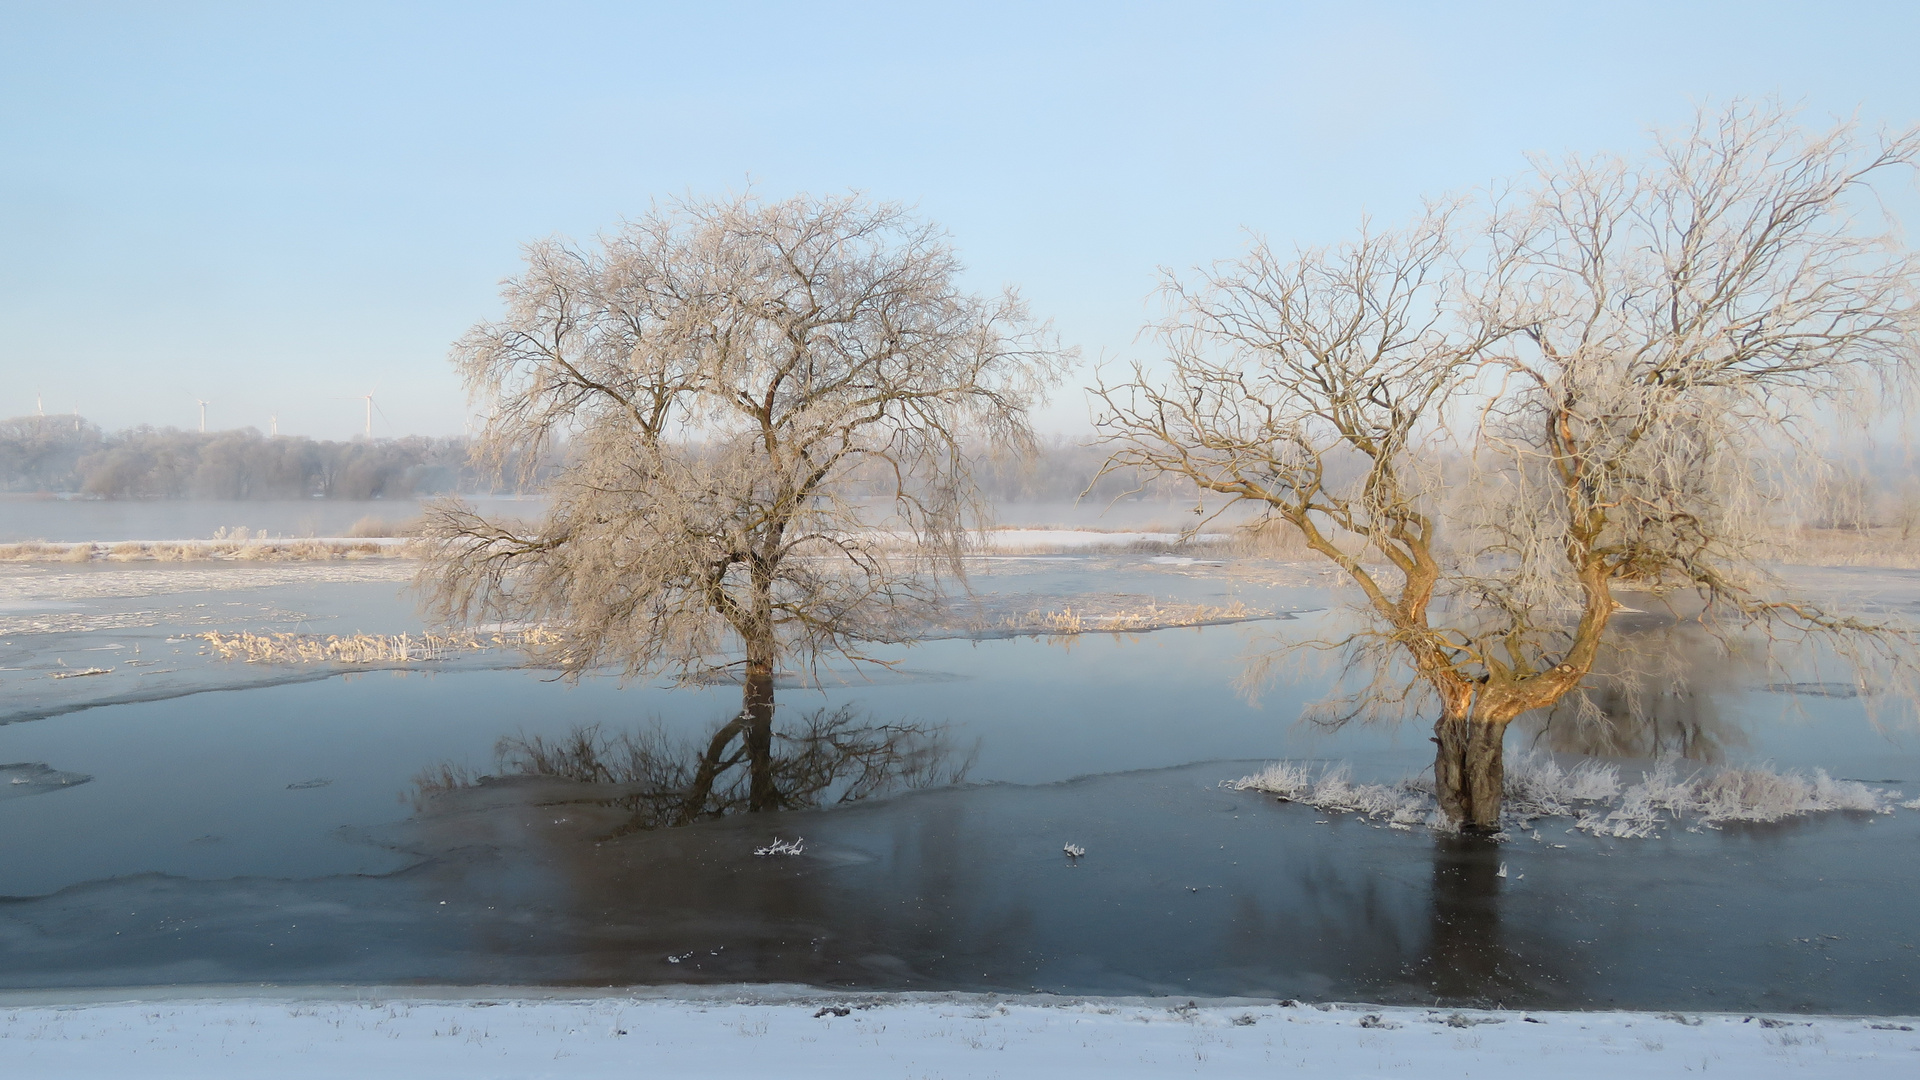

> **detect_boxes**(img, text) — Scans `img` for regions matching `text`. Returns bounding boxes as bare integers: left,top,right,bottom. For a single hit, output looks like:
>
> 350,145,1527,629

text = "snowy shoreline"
2,987,1915,1078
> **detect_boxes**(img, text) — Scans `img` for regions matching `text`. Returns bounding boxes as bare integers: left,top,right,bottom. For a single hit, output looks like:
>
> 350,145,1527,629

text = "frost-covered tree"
1096,104,1920,830
419,193,1067,816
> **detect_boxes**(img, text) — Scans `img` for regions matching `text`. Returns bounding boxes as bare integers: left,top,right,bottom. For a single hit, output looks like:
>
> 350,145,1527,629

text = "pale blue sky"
4,1,1918,438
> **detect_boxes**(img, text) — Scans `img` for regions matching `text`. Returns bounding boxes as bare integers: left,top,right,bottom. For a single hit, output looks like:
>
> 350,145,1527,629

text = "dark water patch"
1,762,1915,1013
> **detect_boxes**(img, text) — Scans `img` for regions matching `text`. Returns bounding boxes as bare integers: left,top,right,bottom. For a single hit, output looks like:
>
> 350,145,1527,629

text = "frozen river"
1,554,1917,1012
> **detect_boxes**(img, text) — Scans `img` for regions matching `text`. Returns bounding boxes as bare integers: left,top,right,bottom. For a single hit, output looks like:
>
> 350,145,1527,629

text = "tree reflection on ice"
1417,836,1540,1006
1519,615,1751,763
412,706,973,833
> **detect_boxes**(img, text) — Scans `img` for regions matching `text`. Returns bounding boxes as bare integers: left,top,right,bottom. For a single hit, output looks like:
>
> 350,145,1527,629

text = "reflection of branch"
412,706,973,832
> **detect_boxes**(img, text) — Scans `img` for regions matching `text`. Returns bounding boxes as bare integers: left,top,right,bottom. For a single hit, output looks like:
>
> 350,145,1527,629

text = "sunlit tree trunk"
1432,712,1506,833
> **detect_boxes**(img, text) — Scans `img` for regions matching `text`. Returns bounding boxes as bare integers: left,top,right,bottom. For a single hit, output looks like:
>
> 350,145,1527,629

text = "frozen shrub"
1232,754,1904,838
1230,761,1318,801
1228,762,1435,827
1503,753,1620,817
1693,767,1887,824
1693,769,1813,824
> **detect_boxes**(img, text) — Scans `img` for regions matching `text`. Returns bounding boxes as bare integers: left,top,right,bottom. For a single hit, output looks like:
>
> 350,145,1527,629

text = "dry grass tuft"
346,515,425,538
200,625,561,664
1227,519,1320,559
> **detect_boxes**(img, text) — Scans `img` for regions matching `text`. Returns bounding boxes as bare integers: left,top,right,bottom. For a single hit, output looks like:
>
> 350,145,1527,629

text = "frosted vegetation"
0,536,406,562
1229,754,1907,838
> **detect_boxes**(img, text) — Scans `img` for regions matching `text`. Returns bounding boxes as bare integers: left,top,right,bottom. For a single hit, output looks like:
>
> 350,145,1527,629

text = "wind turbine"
359,386,390,439
269,413,279,437
195,398,210,433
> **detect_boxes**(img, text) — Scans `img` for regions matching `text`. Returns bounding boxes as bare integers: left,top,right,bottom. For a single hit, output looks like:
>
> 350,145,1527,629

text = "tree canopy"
1096,103,1920,829
420,192,1068,814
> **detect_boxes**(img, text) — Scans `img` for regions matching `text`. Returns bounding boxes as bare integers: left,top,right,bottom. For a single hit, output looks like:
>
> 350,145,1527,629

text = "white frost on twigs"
753,837,805,857
1225,762,1440,830
1063,843,1086,859
1227,753,1906,839
1573,762,1899,838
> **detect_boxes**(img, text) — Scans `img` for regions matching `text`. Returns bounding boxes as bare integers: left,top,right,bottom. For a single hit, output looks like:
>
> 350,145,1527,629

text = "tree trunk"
1433,713,1506,832
742,647,779,813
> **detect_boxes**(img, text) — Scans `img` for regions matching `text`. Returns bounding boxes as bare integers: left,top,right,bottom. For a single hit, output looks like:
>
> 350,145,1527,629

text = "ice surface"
0,762,91,800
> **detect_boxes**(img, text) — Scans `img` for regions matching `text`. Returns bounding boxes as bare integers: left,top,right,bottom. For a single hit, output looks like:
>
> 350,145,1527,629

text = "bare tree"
1811,455,1875,531
1096,104,1920,830
1893,477,1920,542
419,193,1067,818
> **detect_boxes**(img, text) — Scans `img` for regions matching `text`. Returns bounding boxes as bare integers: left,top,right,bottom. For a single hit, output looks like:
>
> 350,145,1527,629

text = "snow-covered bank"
1,990,1912,1078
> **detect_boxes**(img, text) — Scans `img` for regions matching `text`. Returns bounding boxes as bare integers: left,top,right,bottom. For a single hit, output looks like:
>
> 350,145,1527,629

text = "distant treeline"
1,414,1191,504
10,416,1910,525
0,416,541,499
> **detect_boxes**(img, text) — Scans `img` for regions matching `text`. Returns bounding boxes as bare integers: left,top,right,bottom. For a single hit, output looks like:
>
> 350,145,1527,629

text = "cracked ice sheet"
0,993,1914,1079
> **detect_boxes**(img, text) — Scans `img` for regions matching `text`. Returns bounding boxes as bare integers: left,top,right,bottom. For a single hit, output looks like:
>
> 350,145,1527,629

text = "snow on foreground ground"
2,992,1915,1078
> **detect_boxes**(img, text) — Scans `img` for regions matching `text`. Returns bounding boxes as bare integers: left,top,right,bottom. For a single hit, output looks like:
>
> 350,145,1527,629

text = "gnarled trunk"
742,655,779,812
1433,713,1506,832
